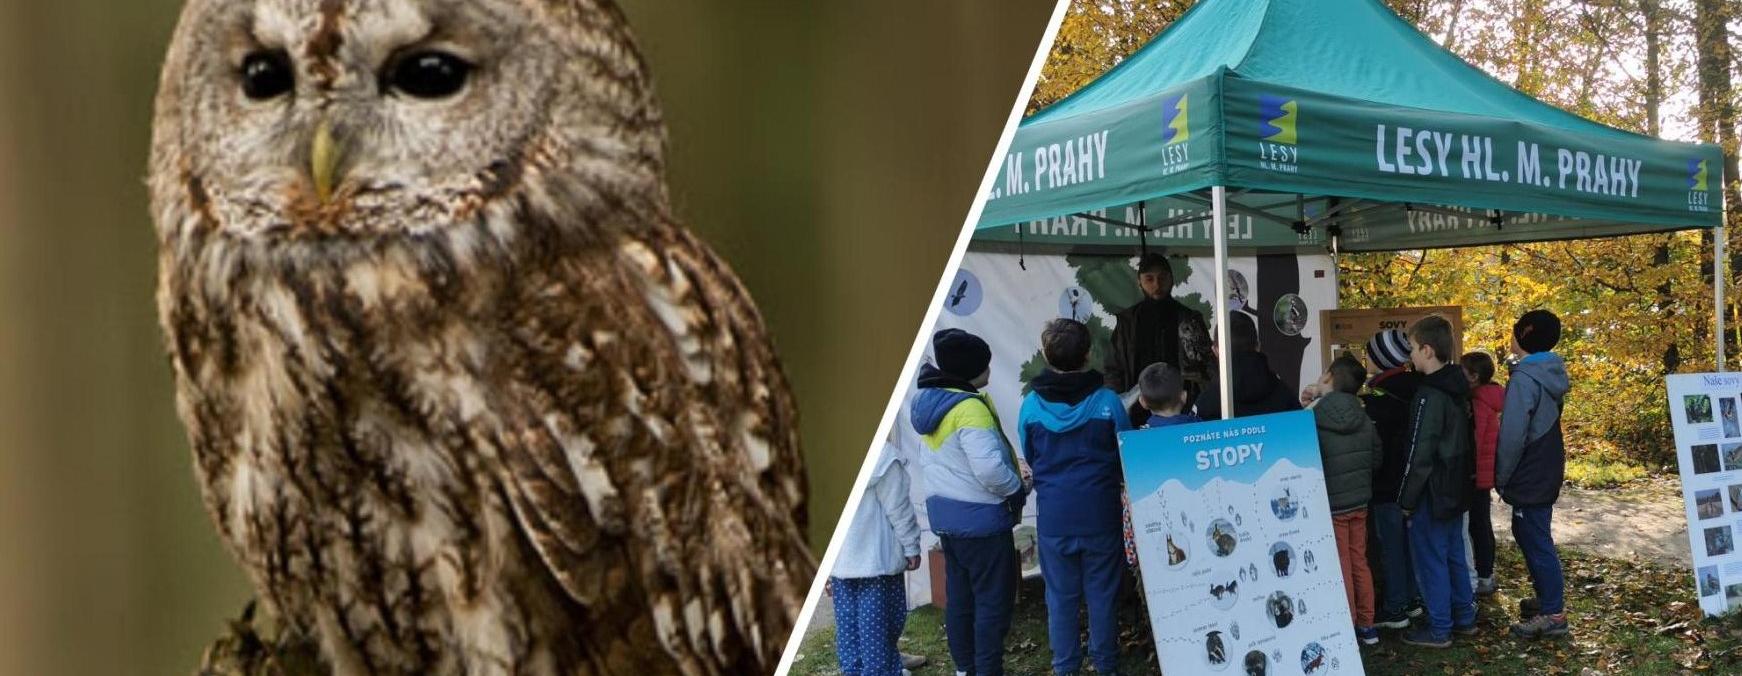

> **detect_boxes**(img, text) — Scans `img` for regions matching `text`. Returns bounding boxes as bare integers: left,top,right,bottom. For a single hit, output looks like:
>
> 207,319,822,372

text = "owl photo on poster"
148,1,814,674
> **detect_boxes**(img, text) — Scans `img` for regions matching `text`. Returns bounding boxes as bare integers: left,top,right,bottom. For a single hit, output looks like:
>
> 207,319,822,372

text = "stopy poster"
1667,373,1742,617
1119,409,1361,675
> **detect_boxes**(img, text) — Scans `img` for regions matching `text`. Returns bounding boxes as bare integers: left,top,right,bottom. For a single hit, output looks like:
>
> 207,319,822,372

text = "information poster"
1667,372,1742,617
1119,410,1361,675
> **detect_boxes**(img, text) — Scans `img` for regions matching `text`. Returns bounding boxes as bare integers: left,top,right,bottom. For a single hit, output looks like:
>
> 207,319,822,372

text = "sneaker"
1356,626,1380,645
1453,622,1479,636
1399,627,1452,649
1373,609,1411,629
1405,599,1426,618
901,653,928,670
1511,613,1569,639
1475,576,1498,595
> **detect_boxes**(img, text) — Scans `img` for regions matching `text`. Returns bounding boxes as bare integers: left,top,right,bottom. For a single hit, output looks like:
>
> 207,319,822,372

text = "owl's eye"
387,52,473,100
240,51,295,100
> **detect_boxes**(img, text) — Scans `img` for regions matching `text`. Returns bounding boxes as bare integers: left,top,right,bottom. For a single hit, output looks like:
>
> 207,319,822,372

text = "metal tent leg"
1720,225,1728,372
1213,186,1233,415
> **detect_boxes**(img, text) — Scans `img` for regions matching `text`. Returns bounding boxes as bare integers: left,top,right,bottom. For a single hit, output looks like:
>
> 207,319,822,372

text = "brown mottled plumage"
148,1,814,674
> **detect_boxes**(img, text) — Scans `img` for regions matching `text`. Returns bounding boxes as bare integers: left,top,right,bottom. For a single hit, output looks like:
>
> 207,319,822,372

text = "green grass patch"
1564,458,1650,489
791,546,1742,674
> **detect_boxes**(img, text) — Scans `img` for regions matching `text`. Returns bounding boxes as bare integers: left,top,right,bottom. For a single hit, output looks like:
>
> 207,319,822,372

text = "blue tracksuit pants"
1038,533,1123,675
1409,506,1477,637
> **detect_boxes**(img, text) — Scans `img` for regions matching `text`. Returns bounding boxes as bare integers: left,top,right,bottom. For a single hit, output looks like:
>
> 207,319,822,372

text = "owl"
148,1,815,674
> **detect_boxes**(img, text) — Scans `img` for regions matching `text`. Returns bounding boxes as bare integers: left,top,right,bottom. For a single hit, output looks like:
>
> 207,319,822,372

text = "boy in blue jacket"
910,329,1028,676
1019,318,1132,675
1495,310,1571,640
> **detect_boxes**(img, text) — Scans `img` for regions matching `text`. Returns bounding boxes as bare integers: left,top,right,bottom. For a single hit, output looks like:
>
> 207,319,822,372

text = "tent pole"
1719,225,1728,372
1213,186,1233,416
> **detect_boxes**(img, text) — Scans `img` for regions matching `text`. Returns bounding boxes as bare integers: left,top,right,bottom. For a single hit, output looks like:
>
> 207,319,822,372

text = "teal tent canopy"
975,0,1726,253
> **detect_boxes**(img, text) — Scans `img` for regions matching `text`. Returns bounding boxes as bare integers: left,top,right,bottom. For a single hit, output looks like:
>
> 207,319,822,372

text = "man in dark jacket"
1195,312,1300,421
1105,253,1212,425
1361,328,1424,628
1019,318,1132,676
1397,316,1476,648
1495,310,1571,640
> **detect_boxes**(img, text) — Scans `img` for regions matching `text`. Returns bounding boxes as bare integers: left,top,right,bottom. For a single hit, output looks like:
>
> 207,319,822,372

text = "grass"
791,546,1742,675
1563,458,1650,489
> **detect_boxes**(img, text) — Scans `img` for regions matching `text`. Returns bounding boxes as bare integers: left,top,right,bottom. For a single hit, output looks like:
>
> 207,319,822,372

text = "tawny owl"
148,1,815,674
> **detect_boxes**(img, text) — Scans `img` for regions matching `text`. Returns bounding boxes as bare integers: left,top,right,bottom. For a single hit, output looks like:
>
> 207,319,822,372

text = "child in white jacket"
830,441,923,676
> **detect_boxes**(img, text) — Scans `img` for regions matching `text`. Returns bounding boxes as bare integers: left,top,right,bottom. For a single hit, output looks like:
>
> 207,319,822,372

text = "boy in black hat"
1495,310,1571,639
910,328,1028,675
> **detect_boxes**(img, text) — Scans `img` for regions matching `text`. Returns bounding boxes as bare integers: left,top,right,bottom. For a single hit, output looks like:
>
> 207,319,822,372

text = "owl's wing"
486,220,813,675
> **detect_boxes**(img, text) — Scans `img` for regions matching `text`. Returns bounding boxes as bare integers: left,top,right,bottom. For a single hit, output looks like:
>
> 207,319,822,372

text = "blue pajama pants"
831,574,908,676
1039,533,1123,675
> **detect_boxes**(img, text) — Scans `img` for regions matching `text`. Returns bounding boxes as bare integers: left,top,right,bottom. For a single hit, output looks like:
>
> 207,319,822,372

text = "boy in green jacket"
1307,356,1384,645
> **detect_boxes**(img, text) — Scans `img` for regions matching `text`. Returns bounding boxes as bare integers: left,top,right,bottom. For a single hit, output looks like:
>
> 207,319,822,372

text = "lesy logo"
1689,158,1712,213
1159,93,1190,175
1257,94,1298,173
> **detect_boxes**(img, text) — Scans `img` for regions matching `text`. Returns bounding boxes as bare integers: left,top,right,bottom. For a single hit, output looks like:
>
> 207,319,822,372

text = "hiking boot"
1356,626,1380,645
1511,613,1569,639
1453,621,1479,636
1475,576,1498,595
1399,627,1451,648
1373,609,1411,629
1519,597,1540,619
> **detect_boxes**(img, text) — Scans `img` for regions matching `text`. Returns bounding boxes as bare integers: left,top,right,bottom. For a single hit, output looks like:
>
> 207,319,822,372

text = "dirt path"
1485,478,1690,569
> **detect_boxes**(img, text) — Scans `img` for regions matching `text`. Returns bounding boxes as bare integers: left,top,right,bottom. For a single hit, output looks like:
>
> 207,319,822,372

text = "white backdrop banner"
887,249,1336,608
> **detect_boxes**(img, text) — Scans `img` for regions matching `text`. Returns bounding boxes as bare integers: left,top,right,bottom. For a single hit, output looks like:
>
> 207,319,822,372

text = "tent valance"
975,0,1725,252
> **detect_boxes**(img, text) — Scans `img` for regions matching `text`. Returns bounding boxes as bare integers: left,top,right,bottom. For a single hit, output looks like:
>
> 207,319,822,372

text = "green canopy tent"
977,0,1728,413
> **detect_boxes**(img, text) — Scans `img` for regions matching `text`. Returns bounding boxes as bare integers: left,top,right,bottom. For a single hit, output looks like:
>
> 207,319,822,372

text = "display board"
1667,372,1742,617
1318,306,1463,369
1119,410,1362,674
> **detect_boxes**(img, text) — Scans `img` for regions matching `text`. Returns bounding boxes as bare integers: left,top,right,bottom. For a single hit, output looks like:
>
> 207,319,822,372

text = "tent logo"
1162,93,1189,145
1257,94,1299,173
1159,93,1191,175
1689,158,1712,213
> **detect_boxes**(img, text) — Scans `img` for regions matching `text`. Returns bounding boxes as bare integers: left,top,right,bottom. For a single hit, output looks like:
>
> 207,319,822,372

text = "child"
1462,351,1504,595
1019,318,1132,676
1139,362,1201,428
1397,316,1477,648
1122,363,1202,568
910,329,1027,676
1305,356,1384,646
829,439,922,676
1360,329,1424,629
1494,310,1571,639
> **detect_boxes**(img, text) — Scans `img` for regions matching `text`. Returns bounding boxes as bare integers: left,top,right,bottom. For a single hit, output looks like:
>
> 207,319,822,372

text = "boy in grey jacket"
1495,310,1571,639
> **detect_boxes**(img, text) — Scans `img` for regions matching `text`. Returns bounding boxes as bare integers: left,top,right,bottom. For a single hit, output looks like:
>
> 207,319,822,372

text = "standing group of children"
831,309,1573,675
1306,310,1572,650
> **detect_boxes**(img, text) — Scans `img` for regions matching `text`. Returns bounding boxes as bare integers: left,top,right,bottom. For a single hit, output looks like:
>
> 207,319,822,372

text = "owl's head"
149,0,667,242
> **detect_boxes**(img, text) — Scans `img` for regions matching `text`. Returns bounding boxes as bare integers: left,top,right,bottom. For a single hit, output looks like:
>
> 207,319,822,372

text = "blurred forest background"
0,1,1055,674
1035,0,1740,485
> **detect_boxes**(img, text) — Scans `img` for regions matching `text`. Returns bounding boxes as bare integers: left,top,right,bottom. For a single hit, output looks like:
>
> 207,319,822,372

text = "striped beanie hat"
1367,328,1412,371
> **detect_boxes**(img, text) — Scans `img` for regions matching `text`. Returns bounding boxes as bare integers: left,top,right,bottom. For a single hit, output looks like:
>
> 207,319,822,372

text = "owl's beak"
310,120,344,203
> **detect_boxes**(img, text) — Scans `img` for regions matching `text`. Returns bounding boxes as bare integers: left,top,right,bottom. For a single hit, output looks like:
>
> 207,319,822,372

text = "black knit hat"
1513,309,1562,354
933,329,992,380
